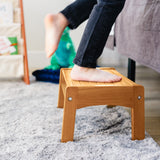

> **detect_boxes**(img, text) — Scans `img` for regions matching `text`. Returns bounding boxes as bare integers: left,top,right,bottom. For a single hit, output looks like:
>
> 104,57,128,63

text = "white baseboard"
98,48,128,68
28,51,50,70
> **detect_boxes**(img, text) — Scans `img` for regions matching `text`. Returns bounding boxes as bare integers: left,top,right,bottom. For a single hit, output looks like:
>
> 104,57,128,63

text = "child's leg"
45,13,69,57
45,0,97,57
60,0,97,29
71,0,126,82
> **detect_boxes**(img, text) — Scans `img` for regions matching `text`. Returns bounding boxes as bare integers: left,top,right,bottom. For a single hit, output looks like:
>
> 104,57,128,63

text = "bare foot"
71,65,122,83
44,13,69,58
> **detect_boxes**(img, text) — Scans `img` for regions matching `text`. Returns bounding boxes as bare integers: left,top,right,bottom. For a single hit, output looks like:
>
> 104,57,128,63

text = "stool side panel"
60,71,67,96
57,70,65,108
77,87,134,108
62,69,73,86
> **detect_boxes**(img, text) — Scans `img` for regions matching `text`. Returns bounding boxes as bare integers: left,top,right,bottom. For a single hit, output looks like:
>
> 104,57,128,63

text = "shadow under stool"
57,68,145,142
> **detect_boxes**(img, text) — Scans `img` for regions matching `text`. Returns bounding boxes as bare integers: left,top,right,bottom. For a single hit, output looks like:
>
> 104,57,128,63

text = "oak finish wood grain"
58,68,145,142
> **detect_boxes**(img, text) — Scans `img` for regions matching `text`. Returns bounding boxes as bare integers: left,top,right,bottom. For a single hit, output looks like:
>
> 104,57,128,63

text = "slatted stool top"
59,68,145,142
61,68,137,88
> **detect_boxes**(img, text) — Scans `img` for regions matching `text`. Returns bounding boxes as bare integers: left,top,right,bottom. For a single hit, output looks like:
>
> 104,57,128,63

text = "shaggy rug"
0,79,160,160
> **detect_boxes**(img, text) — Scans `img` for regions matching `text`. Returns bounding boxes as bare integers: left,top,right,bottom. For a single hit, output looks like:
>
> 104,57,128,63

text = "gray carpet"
0,78,160,160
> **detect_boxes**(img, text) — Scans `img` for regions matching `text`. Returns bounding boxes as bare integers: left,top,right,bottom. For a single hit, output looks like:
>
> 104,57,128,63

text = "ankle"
57,13,69,28
73,65,91,72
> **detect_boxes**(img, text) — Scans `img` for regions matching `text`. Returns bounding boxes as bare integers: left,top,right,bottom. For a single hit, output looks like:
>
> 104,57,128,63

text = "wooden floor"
31,66,160,145
117,66,160,145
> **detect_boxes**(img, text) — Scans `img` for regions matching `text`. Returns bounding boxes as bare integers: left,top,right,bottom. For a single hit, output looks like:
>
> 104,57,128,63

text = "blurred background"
23,0,160,145
0,0,159,145
23,0,128,70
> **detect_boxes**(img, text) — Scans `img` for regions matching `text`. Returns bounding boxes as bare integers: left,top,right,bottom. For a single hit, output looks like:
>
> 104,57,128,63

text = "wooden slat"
20,0,30,84
111,70,135,86
62,69,73,86
99,67,116,70
62,68,139,87
77,86,134,108
79,81,98,86
108,70,126,86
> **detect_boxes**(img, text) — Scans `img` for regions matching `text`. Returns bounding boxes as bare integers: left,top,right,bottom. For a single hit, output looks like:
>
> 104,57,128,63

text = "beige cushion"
0,0,19,8
0,24,21,38
18,38,24,55
0,55,24,78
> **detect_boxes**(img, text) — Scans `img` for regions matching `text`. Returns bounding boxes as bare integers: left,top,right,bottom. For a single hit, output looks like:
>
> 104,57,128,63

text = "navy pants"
61,0,126,68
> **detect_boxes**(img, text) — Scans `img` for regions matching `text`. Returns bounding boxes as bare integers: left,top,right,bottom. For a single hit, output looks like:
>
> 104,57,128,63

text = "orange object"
10,43,17,46
58,68,145,142
20,0,30,84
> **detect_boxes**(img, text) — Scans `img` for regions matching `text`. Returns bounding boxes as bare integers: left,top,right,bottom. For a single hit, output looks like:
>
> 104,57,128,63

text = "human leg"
71,0,126,82
45,13,69,57
45,0,97,57
60,0,97,29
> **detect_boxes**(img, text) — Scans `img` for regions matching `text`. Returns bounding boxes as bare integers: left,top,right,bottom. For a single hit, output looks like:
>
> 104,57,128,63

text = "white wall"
23,0,128,69
23,0,81,51
23,0,90,68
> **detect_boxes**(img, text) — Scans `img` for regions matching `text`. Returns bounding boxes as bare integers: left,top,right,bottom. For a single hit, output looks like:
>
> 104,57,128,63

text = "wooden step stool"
58,68,145,142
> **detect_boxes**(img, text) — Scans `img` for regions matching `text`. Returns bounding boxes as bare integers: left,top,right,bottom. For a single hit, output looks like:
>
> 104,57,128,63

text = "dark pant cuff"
73,58,97,68
60,10,77,29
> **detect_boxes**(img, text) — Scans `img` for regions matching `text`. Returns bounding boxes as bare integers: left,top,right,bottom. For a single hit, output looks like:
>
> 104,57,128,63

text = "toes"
110,76,122,83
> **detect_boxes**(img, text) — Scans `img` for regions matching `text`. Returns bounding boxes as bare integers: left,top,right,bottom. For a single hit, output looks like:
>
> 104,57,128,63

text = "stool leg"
61,87,77,142
58,70,64,108
131,86,145,140
57,85,64,108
